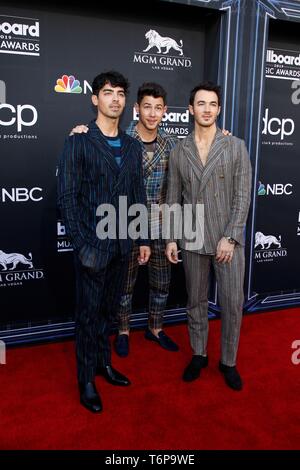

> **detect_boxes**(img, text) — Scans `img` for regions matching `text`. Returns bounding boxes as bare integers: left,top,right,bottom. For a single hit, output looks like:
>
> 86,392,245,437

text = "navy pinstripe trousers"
74,250,129,385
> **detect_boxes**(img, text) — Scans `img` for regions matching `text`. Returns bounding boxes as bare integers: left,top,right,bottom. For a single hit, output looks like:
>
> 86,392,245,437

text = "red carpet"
0,308,300,450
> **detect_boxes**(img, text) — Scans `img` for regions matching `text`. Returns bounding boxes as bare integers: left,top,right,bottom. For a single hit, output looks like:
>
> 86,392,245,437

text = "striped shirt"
106,135,122,167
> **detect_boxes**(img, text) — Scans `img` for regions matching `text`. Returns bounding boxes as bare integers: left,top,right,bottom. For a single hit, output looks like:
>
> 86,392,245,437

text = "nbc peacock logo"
54,75,82,94
258,181,266,196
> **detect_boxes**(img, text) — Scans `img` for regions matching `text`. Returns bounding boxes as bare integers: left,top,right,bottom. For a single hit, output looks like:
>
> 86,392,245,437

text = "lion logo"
143,29,183,56
0,250,33,271
254,232,282,250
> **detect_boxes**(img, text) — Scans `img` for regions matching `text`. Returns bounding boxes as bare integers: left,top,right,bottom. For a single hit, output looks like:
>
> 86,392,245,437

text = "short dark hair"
189,81,222,107
137,82,167,105
92,71,129,97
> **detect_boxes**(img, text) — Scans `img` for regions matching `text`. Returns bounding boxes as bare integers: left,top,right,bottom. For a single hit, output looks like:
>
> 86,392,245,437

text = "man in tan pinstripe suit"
166,81,252,391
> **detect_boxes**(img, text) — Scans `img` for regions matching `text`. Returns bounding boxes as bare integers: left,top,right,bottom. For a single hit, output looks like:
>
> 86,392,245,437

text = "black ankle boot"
182,355,208,382
219,362,243,391
79,381,103,413
97,365,131,386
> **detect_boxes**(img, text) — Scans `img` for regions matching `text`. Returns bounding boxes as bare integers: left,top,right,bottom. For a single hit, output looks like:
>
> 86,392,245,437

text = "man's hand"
221,129,232,136
216,237,235,263
166,242,180,264
69,124,89,136
138,246,151,265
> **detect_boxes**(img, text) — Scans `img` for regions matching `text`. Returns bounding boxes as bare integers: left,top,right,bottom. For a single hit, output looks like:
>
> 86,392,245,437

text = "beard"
198,118,216,127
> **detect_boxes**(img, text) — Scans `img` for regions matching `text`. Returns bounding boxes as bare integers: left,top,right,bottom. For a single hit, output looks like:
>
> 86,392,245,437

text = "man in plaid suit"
115,83,180,356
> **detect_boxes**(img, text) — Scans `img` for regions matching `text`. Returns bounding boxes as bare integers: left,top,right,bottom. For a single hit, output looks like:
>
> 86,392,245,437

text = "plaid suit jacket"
126,121,178,235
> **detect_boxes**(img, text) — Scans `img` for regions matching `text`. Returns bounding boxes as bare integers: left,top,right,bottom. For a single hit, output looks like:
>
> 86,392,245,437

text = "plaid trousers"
118,239,171,330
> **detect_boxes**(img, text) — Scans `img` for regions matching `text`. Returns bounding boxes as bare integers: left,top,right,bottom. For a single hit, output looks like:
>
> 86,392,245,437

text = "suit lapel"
183,128,229,191
182,132,204,181
86,121,120,174
199,128,228,192
144,131,167,178
117,131,134,182
129,125,165,178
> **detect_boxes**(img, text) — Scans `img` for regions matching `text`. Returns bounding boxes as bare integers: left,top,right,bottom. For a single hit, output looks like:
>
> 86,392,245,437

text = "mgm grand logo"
133,29,192,71
0,249,44,286
254,231,287,263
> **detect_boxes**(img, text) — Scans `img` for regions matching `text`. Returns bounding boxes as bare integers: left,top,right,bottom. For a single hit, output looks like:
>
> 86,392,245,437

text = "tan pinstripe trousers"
182,247,245,366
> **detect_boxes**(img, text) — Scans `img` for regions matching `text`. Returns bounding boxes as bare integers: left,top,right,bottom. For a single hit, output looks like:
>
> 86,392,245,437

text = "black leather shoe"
144,328,179,351
115,334,129,357
183,355,208,382
219,362,243,391
97,365,131,386
79,381,103,413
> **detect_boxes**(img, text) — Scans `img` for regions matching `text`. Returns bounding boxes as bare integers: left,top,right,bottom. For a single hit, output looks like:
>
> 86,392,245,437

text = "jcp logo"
262,108,295,141
0,104,38,132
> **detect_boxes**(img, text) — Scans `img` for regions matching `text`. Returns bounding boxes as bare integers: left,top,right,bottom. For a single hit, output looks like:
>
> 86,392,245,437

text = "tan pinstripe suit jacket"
166,128,252,254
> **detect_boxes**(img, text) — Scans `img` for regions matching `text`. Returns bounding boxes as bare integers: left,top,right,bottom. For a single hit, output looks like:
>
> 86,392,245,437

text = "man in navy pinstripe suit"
69,83,180,356
58,71,150,413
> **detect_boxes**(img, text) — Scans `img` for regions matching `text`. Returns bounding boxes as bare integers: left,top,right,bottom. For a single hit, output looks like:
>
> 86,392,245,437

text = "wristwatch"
226,237,236,245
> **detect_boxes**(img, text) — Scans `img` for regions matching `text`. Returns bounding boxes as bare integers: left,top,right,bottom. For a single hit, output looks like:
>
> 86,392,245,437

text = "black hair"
92,70,129,97
137,82,167,105
189,81,221,107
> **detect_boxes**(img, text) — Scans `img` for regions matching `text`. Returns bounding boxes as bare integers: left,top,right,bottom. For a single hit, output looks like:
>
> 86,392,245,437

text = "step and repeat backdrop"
253,43,300,297
0,6,205,326
1,4,300,335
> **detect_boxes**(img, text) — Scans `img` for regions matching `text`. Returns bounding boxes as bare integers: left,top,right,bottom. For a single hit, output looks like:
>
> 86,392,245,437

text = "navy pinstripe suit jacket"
57,120,149,270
